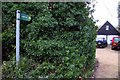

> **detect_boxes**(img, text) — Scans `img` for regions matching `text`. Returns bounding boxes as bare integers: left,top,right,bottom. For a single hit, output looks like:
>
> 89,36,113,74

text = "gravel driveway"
94,45,119,78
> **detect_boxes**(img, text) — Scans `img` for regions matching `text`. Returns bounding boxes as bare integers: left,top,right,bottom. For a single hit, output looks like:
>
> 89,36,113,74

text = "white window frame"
106,25,109,30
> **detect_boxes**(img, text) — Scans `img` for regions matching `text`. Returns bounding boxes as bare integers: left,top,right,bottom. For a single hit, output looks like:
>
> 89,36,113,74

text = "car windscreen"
114,37,120,42
96,38,104,41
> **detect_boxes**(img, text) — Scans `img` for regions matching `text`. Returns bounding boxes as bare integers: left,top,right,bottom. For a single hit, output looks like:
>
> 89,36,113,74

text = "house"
97,21,120,44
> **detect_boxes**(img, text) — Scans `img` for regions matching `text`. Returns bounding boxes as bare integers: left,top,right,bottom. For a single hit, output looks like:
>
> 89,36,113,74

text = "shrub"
2,2,97,78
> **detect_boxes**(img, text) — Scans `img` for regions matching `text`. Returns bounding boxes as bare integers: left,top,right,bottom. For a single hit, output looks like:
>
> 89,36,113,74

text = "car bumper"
97,44,104,48
112,46,120,49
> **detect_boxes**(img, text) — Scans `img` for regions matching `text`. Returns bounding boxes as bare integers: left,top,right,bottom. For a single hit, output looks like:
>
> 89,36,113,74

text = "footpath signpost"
20,13,31,21
16,10,20,66
16,10,31,66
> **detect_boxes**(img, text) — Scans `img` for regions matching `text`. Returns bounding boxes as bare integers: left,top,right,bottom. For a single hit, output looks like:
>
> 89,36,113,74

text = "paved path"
94,45,119,78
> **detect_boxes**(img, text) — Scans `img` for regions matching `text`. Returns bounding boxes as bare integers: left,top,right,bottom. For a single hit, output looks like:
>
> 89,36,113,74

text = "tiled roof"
97,21,120,35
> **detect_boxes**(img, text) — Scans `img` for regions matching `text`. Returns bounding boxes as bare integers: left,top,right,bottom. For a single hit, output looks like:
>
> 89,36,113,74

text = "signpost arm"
16,10,20,66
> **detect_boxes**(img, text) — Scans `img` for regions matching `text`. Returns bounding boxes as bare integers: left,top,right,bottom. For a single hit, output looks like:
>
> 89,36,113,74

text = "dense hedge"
2,2,97,78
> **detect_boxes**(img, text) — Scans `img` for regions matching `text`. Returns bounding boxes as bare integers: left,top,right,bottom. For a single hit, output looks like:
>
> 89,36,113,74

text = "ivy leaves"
2,2,97,78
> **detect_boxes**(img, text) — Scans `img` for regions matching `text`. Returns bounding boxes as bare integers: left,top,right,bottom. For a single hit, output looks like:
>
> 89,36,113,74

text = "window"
114,38,120,42
106,25,109,30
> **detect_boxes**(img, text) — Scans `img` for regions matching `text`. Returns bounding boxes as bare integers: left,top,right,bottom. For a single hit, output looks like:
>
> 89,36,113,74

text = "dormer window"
106,25,109,30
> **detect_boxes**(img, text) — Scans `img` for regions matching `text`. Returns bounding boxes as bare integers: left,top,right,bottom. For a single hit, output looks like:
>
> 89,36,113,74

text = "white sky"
93,0,120,27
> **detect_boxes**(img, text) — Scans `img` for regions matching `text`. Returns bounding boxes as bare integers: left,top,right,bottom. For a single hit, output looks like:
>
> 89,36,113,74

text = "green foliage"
2,2,97,78
2,55,94,78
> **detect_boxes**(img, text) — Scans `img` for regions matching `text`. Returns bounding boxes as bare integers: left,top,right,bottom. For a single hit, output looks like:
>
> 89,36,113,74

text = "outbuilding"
97,21,120,44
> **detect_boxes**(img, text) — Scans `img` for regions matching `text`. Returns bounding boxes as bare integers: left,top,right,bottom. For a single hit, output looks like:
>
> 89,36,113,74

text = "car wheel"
103,45,106,48
102,44,106,48
111,47,114,50
104,45,106,48
105,44,107,47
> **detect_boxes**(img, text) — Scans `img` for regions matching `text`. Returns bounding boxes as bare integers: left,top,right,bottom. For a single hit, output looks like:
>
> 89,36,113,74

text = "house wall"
97,35,118,44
